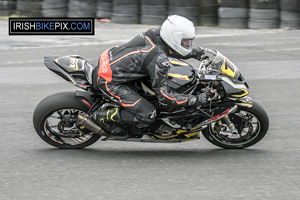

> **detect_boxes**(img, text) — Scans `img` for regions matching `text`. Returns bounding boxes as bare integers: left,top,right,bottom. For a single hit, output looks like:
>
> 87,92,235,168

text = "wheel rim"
43,108,94,146
207,110,261,147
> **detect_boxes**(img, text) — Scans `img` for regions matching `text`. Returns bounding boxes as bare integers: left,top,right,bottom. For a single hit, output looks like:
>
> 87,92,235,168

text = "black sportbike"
33,48,269,149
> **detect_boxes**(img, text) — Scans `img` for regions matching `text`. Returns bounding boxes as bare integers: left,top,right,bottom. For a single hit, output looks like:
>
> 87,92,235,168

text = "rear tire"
202,101,269,149
33,92,101,149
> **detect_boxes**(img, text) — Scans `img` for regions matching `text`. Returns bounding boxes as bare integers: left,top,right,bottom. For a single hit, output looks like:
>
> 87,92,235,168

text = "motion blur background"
0,0,300,29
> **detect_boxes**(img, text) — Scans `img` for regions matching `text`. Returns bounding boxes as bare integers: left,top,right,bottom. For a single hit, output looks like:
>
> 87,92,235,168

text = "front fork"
222,115,239,135
218,96,253,135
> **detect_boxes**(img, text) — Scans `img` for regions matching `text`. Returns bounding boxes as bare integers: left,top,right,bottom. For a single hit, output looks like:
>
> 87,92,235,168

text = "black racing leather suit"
94,28,198,126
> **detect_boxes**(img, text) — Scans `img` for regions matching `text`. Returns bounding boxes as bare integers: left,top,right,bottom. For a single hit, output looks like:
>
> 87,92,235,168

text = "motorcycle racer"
93,15,208,133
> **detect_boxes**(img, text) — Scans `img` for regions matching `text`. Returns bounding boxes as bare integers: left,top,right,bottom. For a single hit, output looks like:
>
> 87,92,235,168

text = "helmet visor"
181,38,194,50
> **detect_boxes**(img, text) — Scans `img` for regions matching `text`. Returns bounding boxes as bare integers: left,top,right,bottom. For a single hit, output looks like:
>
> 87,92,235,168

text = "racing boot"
119,109,151,134
92,106,123,134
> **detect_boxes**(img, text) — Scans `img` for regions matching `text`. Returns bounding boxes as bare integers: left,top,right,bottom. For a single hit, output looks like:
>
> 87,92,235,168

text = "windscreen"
204,50,238,78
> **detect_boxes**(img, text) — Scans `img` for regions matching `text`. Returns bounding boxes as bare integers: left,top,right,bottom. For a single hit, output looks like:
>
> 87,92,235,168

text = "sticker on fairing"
205,75,216,80
70,58,76,69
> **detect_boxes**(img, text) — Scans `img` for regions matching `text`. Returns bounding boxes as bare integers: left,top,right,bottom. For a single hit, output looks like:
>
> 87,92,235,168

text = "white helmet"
160,15,195,57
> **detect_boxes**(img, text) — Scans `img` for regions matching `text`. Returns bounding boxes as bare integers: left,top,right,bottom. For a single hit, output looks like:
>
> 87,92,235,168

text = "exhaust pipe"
77,113,108,136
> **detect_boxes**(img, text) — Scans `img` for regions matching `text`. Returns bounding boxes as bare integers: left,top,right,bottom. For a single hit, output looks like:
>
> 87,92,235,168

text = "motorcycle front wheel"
33,91,101,149
202,101,269,149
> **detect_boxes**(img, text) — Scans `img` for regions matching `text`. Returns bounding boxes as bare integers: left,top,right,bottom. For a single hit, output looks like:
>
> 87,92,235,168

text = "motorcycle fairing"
169,58,189,67
150,131,200,142
166,59,196,92
54,55,85,72
44,56,94,89
193,105,237,128
55,55,95,85
157,101,236,131
167,58,193,80
220,57,238,78
44,56,75,82
236,96,253,108
107,104,238,143
102,134,200,143
220,76,249,98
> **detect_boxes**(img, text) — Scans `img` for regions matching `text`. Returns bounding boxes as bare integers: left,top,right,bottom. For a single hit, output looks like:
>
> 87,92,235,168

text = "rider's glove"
188,88,209,107
197,93,208,106
184,47,205,60
188,93,208,107
192,47,205,60
196,88,210,106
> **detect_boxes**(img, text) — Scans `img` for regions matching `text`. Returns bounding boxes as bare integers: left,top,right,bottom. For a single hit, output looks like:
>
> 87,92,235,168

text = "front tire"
33,92,101,149
202,101,269,149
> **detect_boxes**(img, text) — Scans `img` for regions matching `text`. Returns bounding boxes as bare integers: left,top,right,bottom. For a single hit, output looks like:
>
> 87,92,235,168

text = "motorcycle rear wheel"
33,92,101,149
202,101,269,149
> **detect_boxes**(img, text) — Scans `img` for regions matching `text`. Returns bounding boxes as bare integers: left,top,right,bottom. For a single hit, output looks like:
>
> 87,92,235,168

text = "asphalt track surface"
0,20,300,200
